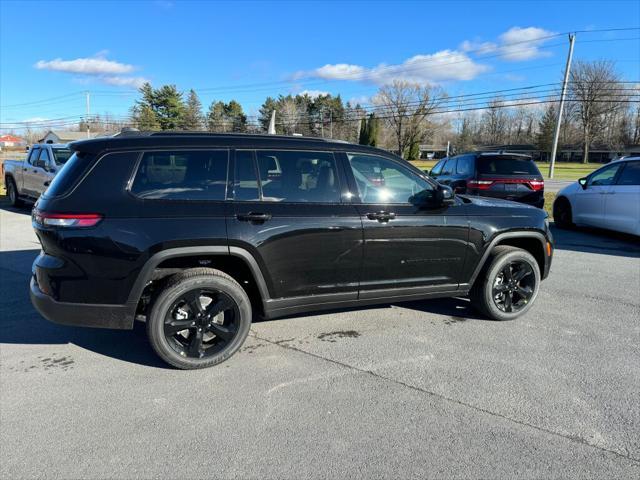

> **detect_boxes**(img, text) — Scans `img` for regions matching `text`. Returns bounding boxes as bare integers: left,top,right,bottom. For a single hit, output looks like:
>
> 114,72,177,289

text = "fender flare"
465,231,548,288
126,245,271,307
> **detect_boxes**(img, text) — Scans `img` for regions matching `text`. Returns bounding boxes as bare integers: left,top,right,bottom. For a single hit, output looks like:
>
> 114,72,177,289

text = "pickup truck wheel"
470,246,540,321
146,267,252,369
6,178,23,207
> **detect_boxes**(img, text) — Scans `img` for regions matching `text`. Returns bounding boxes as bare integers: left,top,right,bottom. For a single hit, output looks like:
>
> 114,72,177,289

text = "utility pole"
549,33,575,179
85,91,91,139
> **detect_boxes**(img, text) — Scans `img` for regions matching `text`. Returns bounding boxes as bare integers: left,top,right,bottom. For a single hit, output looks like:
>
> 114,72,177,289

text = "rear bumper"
30,277,134,330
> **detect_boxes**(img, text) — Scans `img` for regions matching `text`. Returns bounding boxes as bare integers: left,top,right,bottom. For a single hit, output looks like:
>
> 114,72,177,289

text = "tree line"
109,59,639,162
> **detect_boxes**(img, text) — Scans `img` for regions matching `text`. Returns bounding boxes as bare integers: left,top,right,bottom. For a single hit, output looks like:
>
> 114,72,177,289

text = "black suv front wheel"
470,246,541,321
147,268,252,369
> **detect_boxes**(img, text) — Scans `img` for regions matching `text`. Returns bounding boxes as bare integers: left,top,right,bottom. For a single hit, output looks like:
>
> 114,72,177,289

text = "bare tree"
280,97,303,135
569,60,626,163
482,97,509,145
375,80,446,158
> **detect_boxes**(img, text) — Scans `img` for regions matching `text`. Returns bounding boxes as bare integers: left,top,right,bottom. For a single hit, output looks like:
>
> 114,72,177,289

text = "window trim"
27,147,40,165
345,151,437,205
233,148,344,205
127,148,230,203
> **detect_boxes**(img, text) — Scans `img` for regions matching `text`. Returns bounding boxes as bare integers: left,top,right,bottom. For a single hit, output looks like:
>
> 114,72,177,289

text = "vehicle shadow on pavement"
550,224,640,257
0,197,32,216
0,249,168,369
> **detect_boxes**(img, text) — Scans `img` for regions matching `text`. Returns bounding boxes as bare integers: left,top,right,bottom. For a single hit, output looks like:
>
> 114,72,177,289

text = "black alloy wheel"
164,288,239,359
491,261,535,313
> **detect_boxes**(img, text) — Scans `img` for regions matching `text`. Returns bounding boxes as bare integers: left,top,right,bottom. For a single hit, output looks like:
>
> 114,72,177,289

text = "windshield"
477,155,540,176
51,148,73,165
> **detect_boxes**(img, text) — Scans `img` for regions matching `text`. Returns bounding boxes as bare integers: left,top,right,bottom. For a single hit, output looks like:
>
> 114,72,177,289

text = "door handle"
23,167,28,171
44,181,50,187
366,211,396,222
236,212,272,223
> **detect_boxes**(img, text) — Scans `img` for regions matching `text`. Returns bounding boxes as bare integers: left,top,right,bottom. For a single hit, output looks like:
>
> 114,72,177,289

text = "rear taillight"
529,180,544,191
33,211,103,228
467,179,494,190
467,178,544,191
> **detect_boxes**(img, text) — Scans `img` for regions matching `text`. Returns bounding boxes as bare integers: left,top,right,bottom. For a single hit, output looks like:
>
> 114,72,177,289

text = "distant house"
0,134,27,147
38,130,112,144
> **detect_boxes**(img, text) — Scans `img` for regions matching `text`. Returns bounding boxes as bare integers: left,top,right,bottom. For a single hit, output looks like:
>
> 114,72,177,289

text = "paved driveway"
1,205,639,479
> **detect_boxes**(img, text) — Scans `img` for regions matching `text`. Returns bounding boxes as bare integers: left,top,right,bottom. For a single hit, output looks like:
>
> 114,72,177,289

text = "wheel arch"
467,231,548,288
127,246,271,317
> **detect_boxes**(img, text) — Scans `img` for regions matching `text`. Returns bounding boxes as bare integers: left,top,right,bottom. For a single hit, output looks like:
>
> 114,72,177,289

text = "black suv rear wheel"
146,268,251,369
470,246,540,321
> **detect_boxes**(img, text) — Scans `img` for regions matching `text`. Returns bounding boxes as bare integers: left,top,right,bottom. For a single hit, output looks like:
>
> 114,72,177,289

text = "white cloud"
35,57,134,75
461,27,556,62
499,27,555,61
294,50,490,86
34,54,147,88
100,76,148,88
298,89,330,99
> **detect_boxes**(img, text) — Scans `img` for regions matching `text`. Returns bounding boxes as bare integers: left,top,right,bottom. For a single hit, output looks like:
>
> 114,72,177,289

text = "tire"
146,267,252,369
553,197,573,229
470,246,541,321
6,177,23,207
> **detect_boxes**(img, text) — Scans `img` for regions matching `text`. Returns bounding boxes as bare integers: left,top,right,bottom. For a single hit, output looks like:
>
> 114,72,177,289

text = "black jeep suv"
429,152,545,208
30,133,553,369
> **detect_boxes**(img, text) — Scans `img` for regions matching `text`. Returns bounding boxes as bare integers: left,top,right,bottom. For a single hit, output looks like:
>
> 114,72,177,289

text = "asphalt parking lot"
1,204,639,479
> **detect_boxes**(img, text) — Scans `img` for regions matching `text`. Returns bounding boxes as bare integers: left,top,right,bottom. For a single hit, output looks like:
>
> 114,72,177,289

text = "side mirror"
438,184,455,205
35,160,47,169
578,177,588,190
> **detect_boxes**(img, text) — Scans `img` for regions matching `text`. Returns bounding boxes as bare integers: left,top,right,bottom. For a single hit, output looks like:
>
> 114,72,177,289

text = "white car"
553,157,640,236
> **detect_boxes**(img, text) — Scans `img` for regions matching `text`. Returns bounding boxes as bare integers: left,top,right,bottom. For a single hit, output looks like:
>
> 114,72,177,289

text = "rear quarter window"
42,151,95,198
477,156,540,176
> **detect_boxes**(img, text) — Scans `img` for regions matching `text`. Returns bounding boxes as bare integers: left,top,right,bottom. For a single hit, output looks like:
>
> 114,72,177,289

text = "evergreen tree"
259,97,279,132
153,85,185,130
406,140,421,160
182,89,205,130
207,101,227,132
358,117,368,145
131,82,160,130
537,103,557,161
225,100,247,132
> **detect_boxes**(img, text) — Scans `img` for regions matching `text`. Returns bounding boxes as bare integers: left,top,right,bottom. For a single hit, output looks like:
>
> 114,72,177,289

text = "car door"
21,146,40,197
343,152,469,298
34,148,55,197
603,160,640,235
572,162,624,227
228,149,362,300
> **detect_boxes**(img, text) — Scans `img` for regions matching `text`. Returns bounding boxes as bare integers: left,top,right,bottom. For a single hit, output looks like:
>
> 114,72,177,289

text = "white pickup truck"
2,144,72,206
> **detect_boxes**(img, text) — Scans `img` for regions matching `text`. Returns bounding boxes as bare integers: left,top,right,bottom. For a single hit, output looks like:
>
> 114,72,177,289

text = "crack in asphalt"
251,332,640,466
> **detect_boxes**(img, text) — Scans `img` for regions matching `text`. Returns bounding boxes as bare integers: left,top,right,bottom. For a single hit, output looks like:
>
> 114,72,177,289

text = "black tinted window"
257,150,340,203
131,150,228,200
43,151,94,198
477,156,540,176
456,155,474,175
616,161,640,186
234,150,260,201
441,158,456,175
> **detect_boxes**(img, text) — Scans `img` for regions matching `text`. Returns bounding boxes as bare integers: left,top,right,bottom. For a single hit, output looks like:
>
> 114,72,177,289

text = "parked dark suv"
30,133,553,369
429,152,545,208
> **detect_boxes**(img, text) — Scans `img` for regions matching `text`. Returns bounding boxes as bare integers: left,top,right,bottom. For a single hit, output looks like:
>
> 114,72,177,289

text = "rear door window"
256,150,340,203
131,150,229,200
616,161,640,185
456,155,474,175
477,156,540,176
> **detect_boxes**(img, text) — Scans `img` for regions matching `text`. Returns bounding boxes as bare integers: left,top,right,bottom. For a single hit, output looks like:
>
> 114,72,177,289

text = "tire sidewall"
148,275,251,369
7,179,16,205
481,250,541,321
553,197,572,228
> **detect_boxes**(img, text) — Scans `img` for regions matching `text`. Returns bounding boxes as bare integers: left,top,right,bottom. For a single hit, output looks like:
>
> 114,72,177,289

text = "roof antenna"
267,110,276,135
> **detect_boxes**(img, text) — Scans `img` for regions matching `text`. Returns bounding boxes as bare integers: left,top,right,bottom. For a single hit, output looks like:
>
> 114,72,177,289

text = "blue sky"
1,0,639,129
